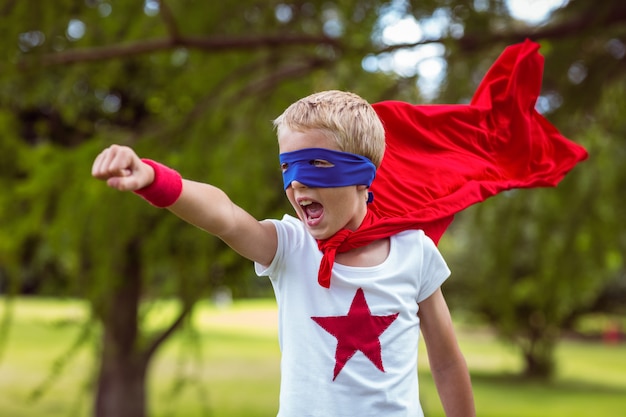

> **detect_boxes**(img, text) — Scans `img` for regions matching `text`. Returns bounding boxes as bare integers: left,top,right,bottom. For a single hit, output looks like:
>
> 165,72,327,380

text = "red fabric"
311,288,398,380
315,39,588,288
134,159,183,208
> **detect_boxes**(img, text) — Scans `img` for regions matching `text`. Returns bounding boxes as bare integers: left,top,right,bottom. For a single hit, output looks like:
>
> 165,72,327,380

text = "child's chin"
306,226,331,240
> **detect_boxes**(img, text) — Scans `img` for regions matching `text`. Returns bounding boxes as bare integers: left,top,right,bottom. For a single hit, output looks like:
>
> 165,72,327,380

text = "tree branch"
0,0,17,16
375,3,626,55
457,2,626,51
167,55,333,135
231,57,332,100
20,34,340,68
143,302,193,362
374,37,449,54
157,0,180,41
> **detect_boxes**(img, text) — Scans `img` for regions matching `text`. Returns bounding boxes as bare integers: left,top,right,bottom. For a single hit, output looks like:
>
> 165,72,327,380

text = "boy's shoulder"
271,213,305,231
271,214,313,243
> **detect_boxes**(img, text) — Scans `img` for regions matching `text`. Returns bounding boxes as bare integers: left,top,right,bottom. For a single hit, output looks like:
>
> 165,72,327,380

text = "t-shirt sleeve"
254,215,305,278
254,219,281,277
416,232,451,303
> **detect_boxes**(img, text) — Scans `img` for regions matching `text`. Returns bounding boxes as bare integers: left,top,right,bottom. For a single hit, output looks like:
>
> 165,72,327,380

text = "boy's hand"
92,145,155,191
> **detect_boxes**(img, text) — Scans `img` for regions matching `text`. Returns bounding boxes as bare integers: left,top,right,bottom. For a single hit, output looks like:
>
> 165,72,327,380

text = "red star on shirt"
311,288,399,381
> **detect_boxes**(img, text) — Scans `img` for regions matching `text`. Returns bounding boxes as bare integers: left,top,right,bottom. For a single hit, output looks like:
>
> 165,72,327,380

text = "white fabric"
255,214,450,417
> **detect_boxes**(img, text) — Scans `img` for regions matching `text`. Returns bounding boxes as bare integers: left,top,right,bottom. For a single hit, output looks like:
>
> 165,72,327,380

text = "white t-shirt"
255,214,450,417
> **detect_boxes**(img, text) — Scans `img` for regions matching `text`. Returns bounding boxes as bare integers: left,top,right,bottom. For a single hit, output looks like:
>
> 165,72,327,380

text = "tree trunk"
94,240,148,417
521,331,556,379
95,346,148,417
522,350,554,379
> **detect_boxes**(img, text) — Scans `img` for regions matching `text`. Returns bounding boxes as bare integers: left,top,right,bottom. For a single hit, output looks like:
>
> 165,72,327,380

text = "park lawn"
0,297,625,417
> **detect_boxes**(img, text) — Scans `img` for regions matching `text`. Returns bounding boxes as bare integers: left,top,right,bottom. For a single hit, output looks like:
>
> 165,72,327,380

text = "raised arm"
92,145,277,266
418,288,476,417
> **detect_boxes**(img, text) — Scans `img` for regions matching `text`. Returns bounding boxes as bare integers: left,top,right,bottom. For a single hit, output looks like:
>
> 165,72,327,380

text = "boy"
93,40,587,417
92,90,475,416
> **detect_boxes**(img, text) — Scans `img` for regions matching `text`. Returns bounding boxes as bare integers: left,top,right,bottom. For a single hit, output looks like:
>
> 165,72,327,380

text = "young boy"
93,40,588,417
92,90,476,416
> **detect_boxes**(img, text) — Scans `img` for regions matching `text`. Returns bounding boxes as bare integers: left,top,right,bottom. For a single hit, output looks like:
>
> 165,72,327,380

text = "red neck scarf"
315,210,376,288
313,39,588,289
316,210,452,288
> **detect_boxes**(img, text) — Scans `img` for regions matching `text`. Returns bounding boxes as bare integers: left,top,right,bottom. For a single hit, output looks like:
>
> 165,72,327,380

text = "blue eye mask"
279,148,376,189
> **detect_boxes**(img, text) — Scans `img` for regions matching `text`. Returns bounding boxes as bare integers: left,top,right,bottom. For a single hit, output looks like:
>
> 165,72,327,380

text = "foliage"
0,0,625,414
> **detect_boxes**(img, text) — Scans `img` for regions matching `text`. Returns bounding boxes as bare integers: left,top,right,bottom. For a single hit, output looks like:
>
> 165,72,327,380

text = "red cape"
316,39,588,288
369,39,588,243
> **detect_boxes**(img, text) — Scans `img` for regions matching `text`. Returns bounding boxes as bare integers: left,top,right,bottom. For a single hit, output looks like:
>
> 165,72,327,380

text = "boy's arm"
418,288,476,417
168,180,277,265
92,145,278,266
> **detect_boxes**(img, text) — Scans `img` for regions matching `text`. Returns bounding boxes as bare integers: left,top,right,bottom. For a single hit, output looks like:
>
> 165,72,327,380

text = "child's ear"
357,185,368,191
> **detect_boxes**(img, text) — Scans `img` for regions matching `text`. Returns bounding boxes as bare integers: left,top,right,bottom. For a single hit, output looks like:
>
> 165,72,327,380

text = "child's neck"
335,237,390,267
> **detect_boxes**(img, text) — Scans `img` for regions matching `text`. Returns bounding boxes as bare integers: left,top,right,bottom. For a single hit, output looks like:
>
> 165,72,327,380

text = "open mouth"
300,199,324,224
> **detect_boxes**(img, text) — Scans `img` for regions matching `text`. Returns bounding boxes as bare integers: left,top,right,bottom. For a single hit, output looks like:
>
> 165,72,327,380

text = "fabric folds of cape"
316,39,588,288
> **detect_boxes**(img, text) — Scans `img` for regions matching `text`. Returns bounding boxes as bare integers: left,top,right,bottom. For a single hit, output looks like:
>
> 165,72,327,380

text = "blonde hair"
273,90,386,168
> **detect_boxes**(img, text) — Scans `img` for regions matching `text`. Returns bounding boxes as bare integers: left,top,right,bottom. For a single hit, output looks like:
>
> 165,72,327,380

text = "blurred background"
0,0,624,416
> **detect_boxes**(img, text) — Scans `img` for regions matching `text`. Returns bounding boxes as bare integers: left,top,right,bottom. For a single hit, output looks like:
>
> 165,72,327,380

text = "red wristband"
134,159,183,208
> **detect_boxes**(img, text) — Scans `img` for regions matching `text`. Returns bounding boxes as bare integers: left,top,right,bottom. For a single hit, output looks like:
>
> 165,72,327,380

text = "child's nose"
290,180,307,189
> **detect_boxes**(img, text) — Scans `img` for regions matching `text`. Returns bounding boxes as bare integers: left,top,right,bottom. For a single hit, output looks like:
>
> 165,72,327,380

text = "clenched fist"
91,145,154,191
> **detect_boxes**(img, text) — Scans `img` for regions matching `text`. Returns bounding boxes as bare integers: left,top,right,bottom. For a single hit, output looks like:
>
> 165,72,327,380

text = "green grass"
1,297,625,417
